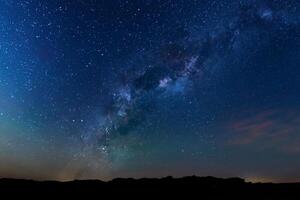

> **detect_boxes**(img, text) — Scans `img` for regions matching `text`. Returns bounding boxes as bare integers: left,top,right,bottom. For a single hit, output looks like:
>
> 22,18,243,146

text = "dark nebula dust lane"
0,0,300,182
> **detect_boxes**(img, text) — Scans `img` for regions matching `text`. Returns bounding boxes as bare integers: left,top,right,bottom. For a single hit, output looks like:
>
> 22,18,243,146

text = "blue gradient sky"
0,0,300,182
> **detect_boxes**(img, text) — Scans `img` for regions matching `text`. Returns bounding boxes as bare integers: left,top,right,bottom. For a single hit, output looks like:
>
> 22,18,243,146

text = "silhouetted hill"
0,176,299,197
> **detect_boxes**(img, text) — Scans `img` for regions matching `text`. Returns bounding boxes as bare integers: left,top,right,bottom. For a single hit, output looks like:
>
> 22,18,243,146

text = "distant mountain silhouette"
0,176,299,197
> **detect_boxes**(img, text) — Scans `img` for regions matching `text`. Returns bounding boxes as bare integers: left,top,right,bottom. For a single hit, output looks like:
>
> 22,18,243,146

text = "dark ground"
0,176,299,198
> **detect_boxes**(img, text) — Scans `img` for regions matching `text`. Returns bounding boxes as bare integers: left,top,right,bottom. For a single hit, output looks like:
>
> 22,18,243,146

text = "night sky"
0,0,300,182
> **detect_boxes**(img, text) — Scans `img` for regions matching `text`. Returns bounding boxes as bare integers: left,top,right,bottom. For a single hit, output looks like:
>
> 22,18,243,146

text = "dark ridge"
0,176,299,197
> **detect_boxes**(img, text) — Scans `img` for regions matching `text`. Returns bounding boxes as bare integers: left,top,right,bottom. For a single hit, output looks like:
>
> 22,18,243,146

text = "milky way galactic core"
0,0,300,182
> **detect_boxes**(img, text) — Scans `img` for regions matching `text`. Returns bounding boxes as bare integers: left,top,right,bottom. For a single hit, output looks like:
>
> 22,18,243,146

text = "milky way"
0,0,300,182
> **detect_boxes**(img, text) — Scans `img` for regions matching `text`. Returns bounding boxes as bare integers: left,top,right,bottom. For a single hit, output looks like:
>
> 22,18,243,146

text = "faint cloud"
226,109,300,154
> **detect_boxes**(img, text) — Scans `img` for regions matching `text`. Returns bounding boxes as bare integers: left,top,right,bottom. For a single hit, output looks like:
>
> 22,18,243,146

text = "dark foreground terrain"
1,176,299,198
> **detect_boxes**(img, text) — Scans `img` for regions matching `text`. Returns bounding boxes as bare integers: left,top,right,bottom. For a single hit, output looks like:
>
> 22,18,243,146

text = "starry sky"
0,0,300,182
